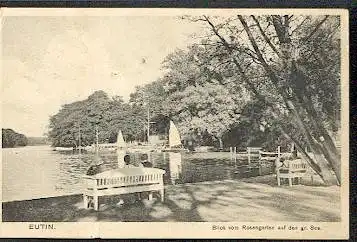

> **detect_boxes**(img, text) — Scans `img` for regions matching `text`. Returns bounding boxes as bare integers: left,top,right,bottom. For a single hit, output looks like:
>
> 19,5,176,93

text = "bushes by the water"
2,129,28,148
27,137,49,146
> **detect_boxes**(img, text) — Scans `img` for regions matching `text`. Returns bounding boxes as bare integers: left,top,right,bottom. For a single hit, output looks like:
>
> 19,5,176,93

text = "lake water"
2,146,270,202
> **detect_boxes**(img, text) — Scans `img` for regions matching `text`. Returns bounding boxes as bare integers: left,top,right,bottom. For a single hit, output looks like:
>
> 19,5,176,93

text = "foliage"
182,14,341,184
48,91,146,147
47,14,341,185
2,129,28,148
160,44,249,148
222,99,291,151
27,137,49,146
129,80,169,136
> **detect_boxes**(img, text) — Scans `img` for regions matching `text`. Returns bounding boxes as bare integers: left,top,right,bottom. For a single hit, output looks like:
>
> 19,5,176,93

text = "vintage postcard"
0,8,349,239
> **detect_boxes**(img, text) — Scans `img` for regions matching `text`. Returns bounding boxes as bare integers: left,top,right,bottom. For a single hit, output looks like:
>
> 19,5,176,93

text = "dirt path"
3,175,340,222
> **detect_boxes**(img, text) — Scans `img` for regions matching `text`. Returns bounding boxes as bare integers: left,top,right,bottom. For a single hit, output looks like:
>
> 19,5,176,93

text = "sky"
2,16,203,137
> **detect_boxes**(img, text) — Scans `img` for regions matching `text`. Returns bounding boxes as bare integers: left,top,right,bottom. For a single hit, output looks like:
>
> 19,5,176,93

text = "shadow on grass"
2,176,341,222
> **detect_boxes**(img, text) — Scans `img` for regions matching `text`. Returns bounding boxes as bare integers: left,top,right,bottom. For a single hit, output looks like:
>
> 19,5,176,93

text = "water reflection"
2,146,274,202
117,149,126,168
168,152,182,185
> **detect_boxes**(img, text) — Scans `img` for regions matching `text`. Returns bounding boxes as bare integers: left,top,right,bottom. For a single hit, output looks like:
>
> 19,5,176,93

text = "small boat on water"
127,144,161,153
89,130,126,153
117,130,126,149
54,147,74,151
162,121,188,152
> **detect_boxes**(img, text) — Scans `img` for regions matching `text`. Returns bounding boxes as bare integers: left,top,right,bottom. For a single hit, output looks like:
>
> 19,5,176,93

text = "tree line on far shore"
48,90,154,148
48,15,341,185
2,129,28,148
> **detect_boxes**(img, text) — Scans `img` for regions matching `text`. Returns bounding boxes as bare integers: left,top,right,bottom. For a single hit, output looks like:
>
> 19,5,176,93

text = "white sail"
169,121,182,148
117,130,126,148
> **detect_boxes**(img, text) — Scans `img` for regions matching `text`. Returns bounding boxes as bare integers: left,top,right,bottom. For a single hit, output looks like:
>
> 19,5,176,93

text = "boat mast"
78,124,81,154
96,125,99,156
146,107,156,145
147,107,150,144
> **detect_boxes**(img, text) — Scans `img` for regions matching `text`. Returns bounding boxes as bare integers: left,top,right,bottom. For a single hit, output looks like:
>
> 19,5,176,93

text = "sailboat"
117,130,126,149
163,121,187,152
169,121,181,147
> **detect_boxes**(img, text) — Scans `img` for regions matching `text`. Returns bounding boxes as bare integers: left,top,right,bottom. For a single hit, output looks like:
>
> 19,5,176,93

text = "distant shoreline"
2,144,51,149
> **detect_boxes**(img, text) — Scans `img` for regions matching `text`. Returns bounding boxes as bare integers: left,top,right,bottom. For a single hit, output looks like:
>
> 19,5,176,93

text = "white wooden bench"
83,167,166,210
277,159,308,186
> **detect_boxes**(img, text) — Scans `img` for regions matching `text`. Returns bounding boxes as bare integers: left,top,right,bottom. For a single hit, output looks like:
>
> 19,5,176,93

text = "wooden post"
248,148,251,165
234,147,237,164
160,189,164,202
93,178,99,210
288,160,292,187
230,147,233,160
78,124,81,155
147,107,150,144
83,194,88,209
147,152,151,163
96,126,99,157
277,146,281,159
93,194,99,211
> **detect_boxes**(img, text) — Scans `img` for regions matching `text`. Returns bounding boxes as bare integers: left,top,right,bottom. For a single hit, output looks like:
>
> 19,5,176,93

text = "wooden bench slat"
83,167,166,210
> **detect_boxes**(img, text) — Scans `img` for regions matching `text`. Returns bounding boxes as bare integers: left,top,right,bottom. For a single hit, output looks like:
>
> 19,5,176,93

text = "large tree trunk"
290,66,341,182
204,15,340,185
238,15,340,184
218,137,224,151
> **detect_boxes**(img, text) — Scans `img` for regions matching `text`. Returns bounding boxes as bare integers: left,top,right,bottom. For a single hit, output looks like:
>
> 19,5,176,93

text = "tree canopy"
179,14,341,184
48,91,146,147
47,14,341,185
2,129,28,148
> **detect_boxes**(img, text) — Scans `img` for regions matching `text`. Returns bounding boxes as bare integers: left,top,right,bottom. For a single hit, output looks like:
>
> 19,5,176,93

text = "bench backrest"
288,159,308,172
277,159,307,173
83,168,165,190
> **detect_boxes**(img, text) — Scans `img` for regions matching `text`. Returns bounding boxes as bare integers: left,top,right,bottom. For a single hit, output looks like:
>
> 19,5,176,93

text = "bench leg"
288,178,292,186
148,192,153,201
93,195,99,211
277,176,281,186
137,193,142,201
83,194,88,209
160,189,164,202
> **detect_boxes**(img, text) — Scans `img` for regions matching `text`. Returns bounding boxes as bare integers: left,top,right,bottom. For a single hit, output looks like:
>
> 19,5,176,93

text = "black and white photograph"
0,8,349,239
